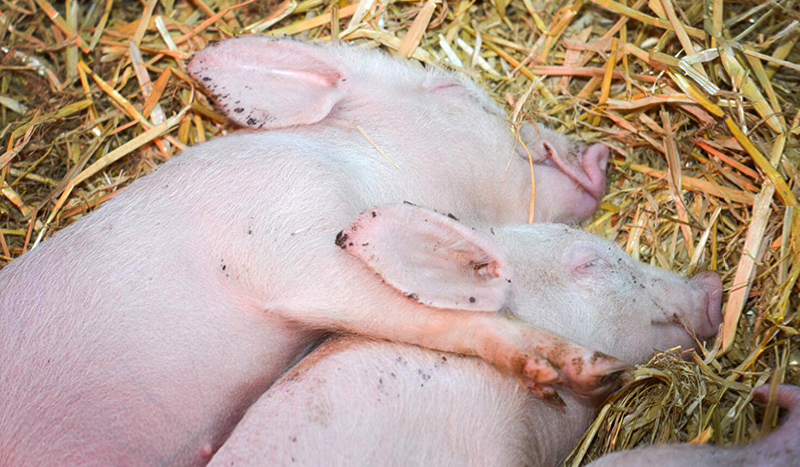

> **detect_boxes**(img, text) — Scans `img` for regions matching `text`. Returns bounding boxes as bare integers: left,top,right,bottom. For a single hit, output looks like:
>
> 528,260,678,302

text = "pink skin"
2,39,617,465
518,123,610,223
209,205,723,466
194,36,609,225
587,384,800,466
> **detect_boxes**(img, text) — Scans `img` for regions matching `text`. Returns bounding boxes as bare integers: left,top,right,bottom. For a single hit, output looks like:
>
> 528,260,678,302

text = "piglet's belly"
211,337,596,466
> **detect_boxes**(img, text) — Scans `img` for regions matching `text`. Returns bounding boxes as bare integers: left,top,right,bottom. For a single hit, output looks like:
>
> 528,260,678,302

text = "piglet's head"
501,223,723,365
337,204,722,367
337,203,637,398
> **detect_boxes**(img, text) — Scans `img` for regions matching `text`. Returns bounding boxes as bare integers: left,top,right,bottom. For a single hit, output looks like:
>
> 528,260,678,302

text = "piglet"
209,204,724,466
2,39,615,465
190,36,610,225
587,384,800,466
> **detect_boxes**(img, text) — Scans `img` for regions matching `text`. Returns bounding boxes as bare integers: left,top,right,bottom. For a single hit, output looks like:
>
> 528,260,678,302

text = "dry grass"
0,0,798,463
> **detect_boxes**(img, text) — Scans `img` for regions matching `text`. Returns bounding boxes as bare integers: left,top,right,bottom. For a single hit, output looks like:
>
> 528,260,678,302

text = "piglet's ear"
188,36,347,130
336,204,512,312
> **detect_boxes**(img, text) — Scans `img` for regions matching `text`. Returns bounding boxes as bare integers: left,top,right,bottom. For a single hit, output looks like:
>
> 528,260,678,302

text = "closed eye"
423,75,505,117
577,258,611,271
423,78,465,92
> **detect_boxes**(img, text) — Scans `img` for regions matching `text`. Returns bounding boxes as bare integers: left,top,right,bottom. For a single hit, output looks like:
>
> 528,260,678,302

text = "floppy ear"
336,204,513,312
188,36,347,130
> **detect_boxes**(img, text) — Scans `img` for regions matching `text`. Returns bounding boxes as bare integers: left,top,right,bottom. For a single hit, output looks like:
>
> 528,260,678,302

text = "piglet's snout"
581,144,610,200
688,271,724,340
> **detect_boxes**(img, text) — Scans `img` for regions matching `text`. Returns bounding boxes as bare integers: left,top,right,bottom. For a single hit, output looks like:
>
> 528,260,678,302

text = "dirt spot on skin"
590,351,613,365
544,392,566,407
335,231,349,248
282,367,309,383
571,356,584,376
544,340,568,367
509,354,529,375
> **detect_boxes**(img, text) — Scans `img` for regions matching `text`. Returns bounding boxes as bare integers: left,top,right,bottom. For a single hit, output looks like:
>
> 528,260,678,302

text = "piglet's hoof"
477,318,634,400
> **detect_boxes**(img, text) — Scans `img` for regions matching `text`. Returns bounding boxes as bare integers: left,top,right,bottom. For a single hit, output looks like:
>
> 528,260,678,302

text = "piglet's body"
2,39,615,465
213,337,593,466
210,205,724,466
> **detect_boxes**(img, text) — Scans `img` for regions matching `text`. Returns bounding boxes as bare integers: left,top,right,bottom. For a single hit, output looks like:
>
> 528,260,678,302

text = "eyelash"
582,259,610,269
430,82,462,92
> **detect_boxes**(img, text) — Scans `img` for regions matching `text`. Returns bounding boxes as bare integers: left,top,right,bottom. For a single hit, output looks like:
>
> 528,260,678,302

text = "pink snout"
689,271,724,340
581,144,610,201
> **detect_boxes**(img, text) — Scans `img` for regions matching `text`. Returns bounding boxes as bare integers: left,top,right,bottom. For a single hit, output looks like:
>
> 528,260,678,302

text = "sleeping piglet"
191,36,610,225
209,204,724,466
2,39,615,465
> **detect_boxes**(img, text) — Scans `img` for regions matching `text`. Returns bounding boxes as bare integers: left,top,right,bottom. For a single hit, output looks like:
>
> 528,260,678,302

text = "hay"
0,0,797,463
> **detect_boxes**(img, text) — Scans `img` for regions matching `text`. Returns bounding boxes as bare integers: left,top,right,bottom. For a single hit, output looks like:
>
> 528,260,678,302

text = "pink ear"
336,204,512,312
189,37,347,130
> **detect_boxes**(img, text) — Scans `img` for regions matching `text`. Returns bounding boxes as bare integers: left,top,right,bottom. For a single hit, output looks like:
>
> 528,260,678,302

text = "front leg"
347,308,631,400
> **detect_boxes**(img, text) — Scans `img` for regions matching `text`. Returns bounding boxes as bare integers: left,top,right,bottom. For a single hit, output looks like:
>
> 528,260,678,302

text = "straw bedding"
0,0,798,463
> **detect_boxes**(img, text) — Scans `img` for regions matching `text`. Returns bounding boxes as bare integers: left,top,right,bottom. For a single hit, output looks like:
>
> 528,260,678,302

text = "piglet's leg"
292,304,630,401
399,310,629,400
475,315,632,399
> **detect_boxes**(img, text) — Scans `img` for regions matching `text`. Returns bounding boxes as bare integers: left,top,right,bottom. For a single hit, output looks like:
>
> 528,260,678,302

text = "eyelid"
422,75,505,117
422,77,464,92
577,258,611,271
